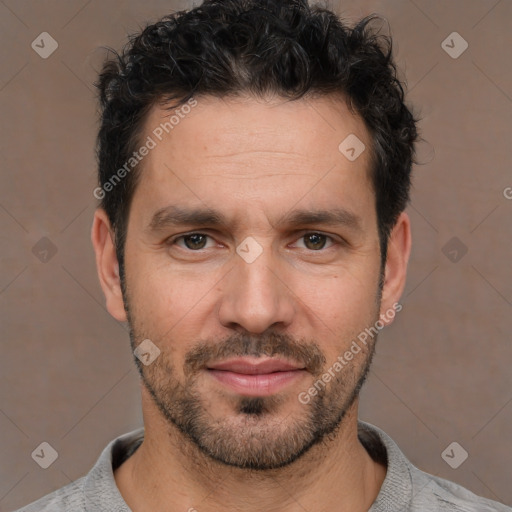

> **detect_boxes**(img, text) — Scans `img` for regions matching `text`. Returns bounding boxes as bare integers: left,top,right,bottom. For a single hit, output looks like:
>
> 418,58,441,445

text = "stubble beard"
126,318,378,471
119,257,382,471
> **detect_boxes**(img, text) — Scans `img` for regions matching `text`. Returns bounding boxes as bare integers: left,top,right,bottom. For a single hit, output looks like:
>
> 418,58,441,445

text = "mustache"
184,331,326,377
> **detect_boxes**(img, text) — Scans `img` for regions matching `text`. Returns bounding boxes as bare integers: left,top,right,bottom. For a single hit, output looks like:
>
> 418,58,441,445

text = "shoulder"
11,477,87,512
358,420,511,512
410,465,511,512
10,474,129,512
11,428,144,512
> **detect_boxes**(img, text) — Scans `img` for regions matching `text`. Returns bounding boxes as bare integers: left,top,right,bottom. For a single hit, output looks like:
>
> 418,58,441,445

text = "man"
15,0,511,511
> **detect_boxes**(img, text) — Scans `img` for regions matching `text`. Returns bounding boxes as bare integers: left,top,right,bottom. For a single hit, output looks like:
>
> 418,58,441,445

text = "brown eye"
302,233,330,250
179,233,210,250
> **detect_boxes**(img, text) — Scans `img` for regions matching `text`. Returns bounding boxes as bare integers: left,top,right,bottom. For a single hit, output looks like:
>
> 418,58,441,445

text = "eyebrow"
146,205,363,233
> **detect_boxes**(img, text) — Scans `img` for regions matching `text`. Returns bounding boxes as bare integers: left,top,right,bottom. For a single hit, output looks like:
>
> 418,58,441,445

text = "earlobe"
91,208,128,322
379,212,412,324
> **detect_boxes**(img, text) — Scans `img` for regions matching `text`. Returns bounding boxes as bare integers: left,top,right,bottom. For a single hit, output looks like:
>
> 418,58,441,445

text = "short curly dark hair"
95,0,418,277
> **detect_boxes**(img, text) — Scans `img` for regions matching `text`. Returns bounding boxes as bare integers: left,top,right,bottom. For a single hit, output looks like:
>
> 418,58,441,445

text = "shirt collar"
82,421,412,511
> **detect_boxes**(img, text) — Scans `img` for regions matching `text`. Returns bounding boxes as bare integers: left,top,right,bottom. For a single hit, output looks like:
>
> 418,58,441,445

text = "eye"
168,231,339,253
292,232,336,251
172,233,215,251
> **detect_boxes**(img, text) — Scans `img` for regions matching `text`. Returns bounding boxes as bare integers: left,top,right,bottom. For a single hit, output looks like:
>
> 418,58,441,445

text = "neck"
114,390,386,512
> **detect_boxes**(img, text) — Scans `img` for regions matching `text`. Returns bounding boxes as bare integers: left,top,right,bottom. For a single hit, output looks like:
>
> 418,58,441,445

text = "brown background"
1,0,511,510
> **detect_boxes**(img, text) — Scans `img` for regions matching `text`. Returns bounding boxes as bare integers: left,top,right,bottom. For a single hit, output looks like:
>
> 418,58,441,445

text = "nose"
217,247,296,334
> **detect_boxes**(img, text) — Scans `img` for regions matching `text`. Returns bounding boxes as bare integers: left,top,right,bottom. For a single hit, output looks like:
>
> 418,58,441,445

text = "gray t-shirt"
13,421,511,512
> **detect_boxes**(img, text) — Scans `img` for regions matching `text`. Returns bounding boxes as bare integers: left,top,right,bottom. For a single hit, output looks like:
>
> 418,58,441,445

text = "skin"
92,94,411,512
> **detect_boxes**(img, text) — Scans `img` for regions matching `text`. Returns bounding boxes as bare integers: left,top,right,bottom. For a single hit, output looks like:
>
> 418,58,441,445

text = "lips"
206,357,307,396
207,357,304,374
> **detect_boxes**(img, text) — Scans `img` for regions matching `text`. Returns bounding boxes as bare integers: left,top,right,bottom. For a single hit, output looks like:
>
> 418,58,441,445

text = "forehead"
130,94,375,227
143,94,371,172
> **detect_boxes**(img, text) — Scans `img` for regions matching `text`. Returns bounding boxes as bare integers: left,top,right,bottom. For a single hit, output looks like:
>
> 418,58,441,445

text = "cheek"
303,268,379,316
294,272,380,355
125,255,217,343
131,275,185,330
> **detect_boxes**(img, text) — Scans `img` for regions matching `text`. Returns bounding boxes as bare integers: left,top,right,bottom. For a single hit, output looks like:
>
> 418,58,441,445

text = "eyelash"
167,232,340,252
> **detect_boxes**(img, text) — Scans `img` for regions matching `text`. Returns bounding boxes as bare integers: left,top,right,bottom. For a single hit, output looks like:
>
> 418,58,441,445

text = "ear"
379,211,411,325
91,208,127,322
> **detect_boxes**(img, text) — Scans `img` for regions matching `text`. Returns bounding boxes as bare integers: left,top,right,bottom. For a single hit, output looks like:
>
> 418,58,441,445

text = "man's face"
121,95,383,469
